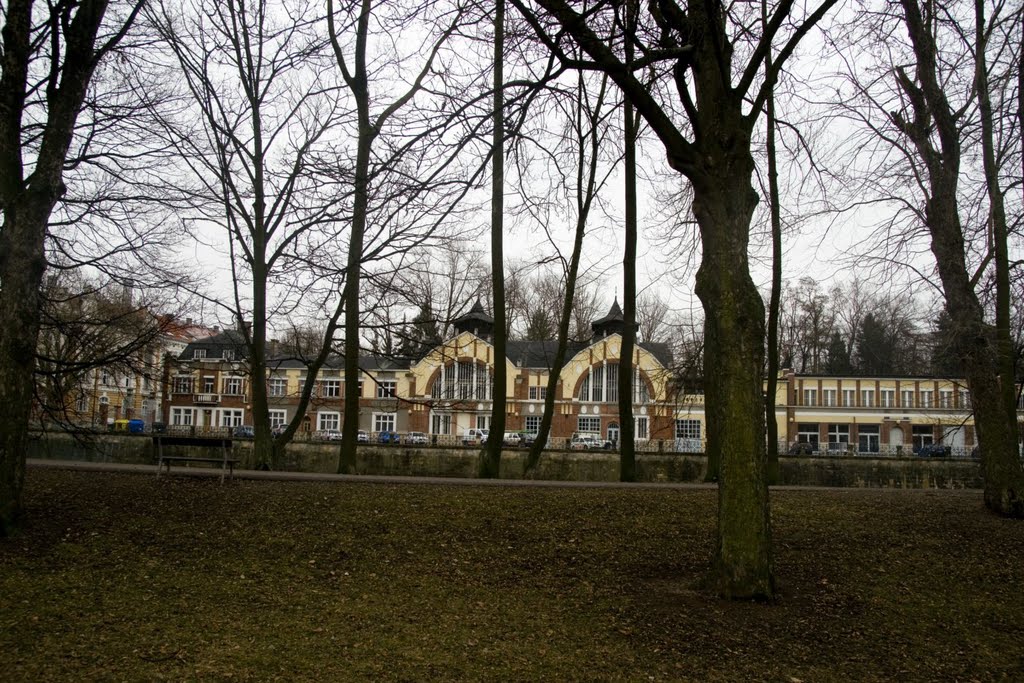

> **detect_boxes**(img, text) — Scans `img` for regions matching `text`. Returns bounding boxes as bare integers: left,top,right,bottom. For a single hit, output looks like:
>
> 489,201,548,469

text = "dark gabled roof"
591,298,624,329
505,337,673,371
179,329,248,360
454,299,493,326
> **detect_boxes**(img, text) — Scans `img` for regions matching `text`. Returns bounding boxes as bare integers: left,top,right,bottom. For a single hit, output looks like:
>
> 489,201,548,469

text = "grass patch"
2,470,1024,681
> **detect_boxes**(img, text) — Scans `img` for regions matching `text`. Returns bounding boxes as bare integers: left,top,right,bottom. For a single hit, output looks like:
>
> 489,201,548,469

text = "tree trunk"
617,0,637,482
481,0,506,479
693,160,774,600
764,63,782,485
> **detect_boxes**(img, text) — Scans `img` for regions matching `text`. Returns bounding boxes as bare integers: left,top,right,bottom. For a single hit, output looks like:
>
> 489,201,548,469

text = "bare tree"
512,0,839,598
0,0,145,534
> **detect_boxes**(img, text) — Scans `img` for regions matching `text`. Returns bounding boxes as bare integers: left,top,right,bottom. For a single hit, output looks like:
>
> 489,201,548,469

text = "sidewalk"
26,457,718,489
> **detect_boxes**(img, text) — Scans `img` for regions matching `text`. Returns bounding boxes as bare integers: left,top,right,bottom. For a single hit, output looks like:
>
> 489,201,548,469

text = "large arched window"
430,360,492,400
577,363,649,403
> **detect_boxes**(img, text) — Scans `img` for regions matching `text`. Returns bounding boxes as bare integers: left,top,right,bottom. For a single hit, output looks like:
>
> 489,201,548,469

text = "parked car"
318,430,343,441
406,431,429,445
917,443,951,457
357,430,369,443
271,425,287,438
502,432,522,447
378,431,399,444
520,432,539,447
233,425,255,438
569,433,611,450
462,428,489,446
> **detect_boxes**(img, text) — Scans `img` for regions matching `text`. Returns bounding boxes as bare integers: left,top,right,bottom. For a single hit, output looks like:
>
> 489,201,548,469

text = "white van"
461,428,489,446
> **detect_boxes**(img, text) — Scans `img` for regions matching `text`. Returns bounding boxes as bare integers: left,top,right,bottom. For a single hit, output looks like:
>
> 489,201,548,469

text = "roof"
506,338,673,370
591,298,624,330
453,299,493,326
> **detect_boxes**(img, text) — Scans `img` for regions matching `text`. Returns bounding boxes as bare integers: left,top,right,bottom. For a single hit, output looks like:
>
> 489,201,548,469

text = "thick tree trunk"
0,208,50,534
693,162,774,600
618,4,637,482
482,0,506,479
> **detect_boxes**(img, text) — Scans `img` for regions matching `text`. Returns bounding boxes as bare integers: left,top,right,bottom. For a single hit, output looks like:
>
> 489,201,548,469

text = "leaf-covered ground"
2,470,1023,681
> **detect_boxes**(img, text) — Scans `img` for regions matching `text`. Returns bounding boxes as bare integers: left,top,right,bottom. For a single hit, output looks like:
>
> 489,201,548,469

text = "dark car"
917,444,951,457
378,431,399,444
233,425,255,438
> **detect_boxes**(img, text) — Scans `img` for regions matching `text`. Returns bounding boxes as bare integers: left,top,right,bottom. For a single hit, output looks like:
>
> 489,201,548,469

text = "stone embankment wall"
27,432,983,489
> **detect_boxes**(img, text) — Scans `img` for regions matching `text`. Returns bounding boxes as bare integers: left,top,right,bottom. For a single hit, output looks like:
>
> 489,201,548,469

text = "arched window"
577,363,649,403
431,360,492,400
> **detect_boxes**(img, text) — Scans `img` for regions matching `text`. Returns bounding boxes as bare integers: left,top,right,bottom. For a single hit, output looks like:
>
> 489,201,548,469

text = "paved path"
26,458,981,494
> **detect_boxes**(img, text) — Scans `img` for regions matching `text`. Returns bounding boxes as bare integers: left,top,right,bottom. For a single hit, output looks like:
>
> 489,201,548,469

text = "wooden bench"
153,436,239,483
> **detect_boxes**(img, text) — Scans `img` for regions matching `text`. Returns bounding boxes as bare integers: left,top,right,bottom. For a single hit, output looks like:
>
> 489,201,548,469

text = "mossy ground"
2,469,1022,681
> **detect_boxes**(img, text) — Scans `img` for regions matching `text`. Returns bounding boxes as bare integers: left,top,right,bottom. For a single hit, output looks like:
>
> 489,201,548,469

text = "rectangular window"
578,416,600,433
222,377,243,395
322,379,341,398
912,425,934,451
268,378,287,397
268,410,287,429
591,366,604,403
634,416,649,440
822,389,837,407
528,386,547,400
606,364,619,403
219,409,243,427
475,415,490,430
76,393,88,412
797,423,819,448
525,415,541,433
318,412,340,431
939,390,953,408
374,412,396,433
431,413,451,435
858,425,880,453
860,389,875,408
880,389,895,408
842,389,856,407
675,419,701,452
920,390,933,408
959,391,970,409
474,364,490,400
222,349,234,361
193,349,206,360
827,424,850,451
377,380,397,398
803,389,817,407
171,407,195,426
901,389,915,408
173,376,194,394
202,376,216,393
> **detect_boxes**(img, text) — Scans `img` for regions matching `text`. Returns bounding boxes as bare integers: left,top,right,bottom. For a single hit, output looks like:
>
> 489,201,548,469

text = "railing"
193,393,220,404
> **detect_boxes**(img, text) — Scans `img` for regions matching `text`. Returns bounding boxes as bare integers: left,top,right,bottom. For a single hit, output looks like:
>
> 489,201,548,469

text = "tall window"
173,376,194,394
797,423,819,448
322,379,341,398
374,412,396,432
912,425,934,451
939,390,953,408
860,389,874,407
268,378,287,397
827,424,850,450
525,415,541,433
318,412,340,431
901,389,915,408
578,364,649,403
880,389,895,407
842,389,856,407
202,376,216,393
822,389,837,407
578,416,600,433
268,410,287,429
858,425,880,453
920,390,933,408
222,377,243,395
802,389,817,407
431,361,491,401
958,391,970,409
222,349,234,361
377,380,397,398
431,413,451,435
634,416,649,440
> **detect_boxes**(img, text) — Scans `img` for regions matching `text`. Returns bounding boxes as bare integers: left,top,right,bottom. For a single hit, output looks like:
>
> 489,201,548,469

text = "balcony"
193,393,220,404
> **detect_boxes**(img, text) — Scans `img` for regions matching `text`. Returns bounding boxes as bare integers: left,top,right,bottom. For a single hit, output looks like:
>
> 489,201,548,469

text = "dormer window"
193,348,207,360
223,349,234,361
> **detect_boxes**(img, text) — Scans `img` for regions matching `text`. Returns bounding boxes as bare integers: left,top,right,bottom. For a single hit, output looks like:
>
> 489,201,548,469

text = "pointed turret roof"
453,299,494,338
591,298,625,338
